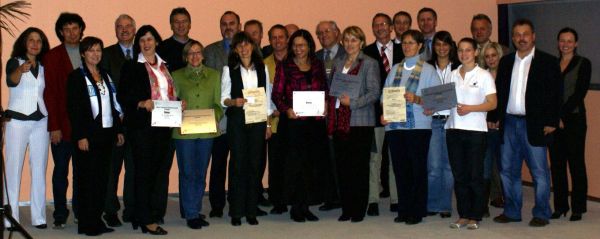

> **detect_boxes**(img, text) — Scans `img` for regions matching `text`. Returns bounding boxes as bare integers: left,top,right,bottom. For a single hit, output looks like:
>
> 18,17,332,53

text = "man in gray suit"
203,10,241,218
314,20,346,212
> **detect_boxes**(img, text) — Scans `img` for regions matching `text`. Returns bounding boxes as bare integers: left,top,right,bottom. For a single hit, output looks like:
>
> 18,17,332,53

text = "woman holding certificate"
171,40,222,229
66,36,125,236
272,29,329,223
445,38,496,230
381,29,440,225
326,26,379,223
221,32,272,227
117,25,175,235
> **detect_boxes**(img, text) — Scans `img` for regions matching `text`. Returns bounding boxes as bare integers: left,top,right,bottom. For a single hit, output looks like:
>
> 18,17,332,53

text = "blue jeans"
500,115,551,220
51,140,76,221
427,118,453,213
175,138,213,219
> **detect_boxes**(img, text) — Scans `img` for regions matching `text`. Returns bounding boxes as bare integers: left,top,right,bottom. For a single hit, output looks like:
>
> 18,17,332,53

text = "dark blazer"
66,67,123,142
101,43,127,85
117,60,154,129
490,49,561,146
363,41,404,126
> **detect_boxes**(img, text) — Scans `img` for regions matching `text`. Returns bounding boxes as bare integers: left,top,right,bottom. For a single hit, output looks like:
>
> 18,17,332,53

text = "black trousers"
335,127,373,219
74,128,115,234
284,119,328,206
549,113,588,214
387,129,431,220
130,127,173,225
446,129,486,221
104,128,135,220
209,134,229,212
267,115,287,207
227,118,265,218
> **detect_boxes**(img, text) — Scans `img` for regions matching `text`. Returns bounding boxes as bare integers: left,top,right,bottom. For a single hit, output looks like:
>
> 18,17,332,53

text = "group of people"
2,5,591,237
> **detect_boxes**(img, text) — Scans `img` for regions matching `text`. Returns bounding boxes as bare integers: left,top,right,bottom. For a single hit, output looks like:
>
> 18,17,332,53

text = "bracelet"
266,125,272,128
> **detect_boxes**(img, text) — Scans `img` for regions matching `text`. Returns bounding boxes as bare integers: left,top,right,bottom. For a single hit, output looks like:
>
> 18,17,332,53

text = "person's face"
171,14,191,39
512,24,535,53
139,32,157,56
401,35,422,57
393,15,411,38
186,44,204,67
484,47,500,69
115,17,135,44
372,16,392,42
61,22,82,45
471,19,492,45
417,11,436,35
342,33,362,56
434,39,450,59
25,32,43,57
558,32,577,56
82,43,102,66
292,36,309,59
244,23,263,45
220,13,240,39
316,22,339,49
235,41,254,61
269,28,288,52
457,41,477,65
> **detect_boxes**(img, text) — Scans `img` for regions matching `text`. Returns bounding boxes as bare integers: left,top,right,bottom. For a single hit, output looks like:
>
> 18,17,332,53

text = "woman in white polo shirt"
446,38,497,230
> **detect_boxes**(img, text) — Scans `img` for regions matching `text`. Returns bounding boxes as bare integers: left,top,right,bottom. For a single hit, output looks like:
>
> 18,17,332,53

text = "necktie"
125,49,132,60
424,39,432,60
324,49,333,75
381,46,390,74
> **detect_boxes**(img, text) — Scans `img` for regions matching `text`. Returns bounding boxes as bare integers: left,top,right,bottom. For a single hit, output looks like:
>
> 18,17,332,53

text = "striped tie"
381,46,390,74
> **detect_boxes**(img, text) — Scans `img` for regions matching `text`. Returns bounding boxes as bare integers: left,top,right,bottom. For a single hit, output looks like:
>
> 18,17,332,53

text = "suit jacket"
101,43,127,85
204,40,229,74
43,44,74,141
328,52,380,126
490,49,561,146
66,67,123,142
117,61,155,129
363,41,404,126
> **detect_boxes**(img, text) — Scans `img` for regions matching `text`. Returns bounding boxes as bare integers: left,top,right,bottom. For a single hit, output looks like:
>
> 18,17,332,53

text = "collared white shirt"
98,80,113,128
376,40,394,65
394,38,402,44
446,65,496,132
507,47,535,115
434,63,453,116
220,65,274,115
323,44,340,61
137,53,169,100
119,43,133,59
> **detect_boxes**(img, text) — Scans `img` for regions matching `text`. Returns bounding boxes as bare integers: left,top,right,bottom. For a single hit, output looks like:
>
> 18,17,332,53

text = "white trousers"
368,127,398,204
3,118,49,226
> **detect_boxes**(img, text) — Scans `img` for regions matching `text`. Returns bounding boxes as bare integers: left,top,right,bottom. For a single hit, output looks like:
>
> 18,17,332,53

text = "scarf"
82,67,122,119
392,56,424,129
145,61,177,101
327,59,363,139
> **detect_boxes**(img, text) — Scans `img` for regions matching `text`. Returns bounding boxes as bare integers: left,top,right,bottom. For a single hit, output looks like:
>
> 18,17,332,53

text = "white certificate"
151,100,182,127
181,109,217,134
242,87,268,124
293,91,325,117
382,87,407,122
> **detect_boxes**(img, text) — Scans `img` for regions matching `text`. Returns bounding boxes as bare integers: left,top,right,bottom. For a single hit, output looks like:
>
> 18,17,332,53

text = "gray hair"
315,20,340,36
114,14,136,28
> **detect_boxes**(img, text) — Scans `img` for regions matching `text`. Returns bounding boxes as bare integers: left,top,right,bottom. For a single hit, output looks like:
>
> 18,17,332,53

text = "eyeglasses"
187,51,202,56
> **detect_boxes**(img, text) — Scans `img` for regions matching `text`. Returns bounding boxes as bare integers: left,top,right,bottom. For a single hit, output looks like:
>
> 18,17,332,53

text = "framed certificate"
382,87,407,122
421,82,457,112
151,100,182,127
293,91,325,117
242,87,268,124
181,109,217,134
329,72,361,99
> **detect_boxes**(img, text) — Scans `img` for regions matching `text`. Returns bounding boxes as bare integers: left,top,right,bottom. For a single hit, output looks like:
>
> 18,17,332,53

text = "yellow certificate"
242,87,268,124
383,87,407,122
181,109,217,134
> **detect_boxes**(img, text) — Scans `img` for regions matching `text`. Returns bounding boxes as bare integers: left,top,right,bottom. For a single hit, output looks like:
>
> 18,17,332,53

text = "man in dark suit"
314,20,346,212
362,13,404,216
99,14,136,227
490,19,561,227
203,10,241,218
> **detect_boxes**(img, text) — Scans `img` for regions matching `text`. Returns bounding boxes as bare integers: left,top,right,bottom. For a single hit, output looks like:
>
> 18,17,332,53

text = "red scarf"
145,61,177,101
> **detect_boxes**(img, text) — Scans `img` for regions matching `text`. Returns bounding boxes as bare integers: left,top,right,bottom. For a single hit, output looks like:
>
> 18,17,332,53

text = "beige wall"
4,0,594,203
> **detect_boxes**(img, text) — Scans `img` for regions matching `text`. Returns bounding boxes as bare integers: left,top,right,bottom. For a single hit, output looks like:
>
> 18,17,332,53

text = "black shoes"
231,217,242,226
550,211,567,219
187,217,209,229
290,206,305,222
304,209,319,222
351,217,364,223
103,214,123,227
35,224,47,229
493,214,522,223
570,213,582,221
440,212,452,218
367,203,379,216
405,217,422,225
270,205,288,214
319,202,341,211
246,217,259,225
256,208,268,216
338,214,351,222
529,217,549,227
394,216,406,223
141,225,168,235
209,209,223,218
